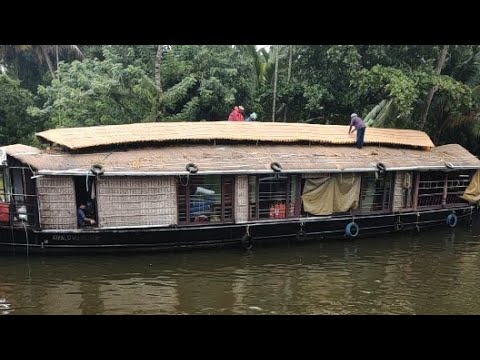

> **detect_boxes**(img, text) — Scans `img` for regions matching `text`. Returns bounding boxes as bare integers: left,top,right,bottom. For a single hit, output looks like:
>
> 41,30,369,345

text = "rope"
22,221,29,257
86,171,90,193
179,174,190,187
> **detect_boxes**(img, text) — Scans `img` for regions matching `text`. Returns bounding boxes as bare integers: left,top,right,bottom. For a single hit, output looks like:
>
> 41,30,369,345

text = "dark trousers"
356,127,366,149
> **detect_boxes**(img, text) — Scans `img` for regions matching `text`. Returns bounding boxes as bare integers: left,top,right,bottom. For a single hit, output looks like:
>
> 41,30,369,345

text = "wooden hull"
0,206,478,254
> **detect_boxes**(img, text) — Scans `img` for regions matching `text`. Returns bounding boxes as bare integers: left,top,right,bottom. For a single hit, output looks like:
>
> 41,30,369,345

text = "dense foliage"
0,75,38,145
1,44,480,155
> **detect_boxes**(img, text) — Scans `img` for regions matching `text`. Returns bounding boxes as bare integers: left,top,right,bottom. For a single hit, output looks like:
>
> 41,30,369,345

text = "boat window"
417,171,444,207
445,171,474,205
359,172,393,213
177,175,234,225
74,176,98,228
417,170,473,208
8,166,37,226
248,174,299,220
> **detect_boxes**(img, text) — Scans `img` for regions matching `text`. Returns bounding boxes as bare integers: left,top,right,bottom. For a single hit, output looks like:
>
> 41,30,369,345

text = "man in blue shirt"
245,112,257,122
77,204,96,226
348,113,366,149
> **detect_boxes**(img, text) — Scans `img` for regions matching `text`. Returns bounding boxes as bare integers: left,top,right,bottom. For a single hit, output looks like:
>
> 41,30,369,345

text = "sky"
256,45,271,51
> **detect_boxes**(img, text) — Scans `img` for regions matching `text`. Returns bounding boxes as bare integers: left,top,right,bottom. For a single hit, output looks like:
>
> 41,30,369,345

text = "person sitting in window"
77,204,96,226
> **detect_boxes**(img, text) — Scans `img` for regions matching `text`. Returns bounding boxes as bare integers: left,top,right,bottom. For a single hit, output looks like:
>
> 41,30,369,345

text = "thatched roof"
35,121,435,151
3,143,478,176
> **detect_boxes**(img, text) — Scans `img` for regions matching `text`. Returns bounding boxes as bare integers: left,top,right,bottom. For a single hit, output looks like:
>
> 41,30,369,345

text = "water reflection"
1,227,480,314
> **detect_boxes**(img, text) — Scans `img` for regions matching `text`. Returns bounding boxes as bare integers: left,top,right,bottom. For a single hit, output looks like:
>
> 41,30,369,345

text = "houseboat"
0,121,479,254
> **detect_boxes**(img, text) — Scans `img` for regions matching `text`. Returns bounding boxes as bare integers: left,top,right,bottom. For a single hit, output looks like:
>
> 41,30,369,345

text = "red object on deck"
0,202,10,223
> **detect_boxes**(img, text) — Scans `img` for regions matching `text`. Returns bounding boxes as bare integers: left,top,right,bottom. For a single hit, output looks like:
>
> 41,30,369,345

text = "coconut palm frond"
58,45,84,59
472,84,480,99
375,99,396,127
260,48,270,62
364,99,387,126
364,99,395,127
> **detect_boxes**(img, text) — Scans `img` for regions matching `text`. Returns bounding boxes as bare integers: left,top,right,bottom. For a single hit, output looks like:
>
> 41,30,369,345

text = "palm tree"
0,45,83,78
419,45,450,130
272,45,279,122
236,45,276,86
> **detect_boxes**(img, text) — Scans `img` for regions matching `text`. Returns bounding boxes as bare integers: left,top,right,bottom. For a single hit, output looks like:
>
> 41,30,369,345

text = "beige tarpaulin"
461,169,480,204
302,173,361,215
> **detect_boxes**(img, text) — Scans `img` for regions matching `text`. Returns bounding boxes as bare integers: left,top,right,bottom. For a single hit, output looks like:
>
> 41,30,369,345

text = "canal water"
1,227,480,314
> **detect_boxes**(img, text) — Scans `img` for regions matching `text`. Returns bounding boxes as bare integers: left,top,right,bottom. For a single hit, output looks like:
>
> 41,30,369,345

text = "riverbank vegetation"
1,45,479,155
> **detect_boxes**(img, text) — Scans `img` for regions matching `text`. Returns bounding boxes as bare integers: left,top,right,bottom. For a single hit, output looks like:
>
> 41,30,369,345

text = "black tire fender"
271,162,282,172
446,213,458,228
467,217,473,227
377,163,387,174
241,233,253,250
186,163,198,174
90,164,105,176
296,229,306,242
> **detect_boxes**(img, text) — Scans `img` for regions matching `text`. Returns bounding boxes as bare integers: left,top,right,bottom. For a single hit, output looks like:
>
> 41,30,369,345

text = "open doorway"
74,176,98,228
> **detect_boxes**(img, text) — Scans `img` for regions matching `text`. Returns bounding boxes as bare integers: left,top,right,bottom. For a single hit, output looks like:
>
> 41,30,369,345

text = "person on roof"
245,112,257,122
348,113,366,149
228,105,245,121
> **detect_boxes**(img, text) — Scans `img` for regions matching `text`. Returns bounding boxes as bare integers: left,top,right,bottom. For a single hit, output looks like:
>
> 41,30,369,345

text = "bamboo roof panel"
35,122,436,150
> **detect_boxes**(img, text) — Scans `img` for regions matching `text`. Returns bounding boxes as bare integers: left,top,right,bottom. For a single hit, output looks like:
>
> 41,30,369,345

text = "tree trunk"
272,46,279,122
13,50,19,80
155,45,164,118
56,45,59,79
56,45,59,68
419,45,450,130
283,45,293,122
40,46,55,78
155,45,163,95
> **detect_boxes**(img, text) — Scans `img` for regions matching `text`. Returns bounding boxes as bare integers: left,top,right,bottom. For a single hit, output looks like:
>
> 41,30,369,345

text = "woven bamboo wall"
393,172,414,211
37,176,77,229
235,175,248,223
96,176,177,228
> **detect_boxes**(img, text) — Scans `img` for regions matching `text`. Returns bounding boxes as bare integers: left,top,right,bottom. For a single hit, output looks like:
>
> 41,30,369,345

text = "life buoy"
446,213,458,228
241,233,253,250
377,163,386,174
271,162,282,172
345,222,359,238
186,163,198,174
90,164,105,176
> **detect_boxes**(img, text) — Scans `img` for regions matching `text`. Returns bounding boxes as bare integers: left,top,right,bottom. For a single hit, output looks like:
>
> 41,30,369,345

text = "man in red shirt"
228,105,245,121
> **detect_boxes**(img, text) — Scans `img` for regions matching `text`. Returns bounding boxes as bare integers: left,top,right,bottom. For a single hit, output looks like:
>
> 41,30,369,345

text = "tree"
17,45,83,77
0,45,84,83
283,45,293,122
419,45,450,130
0,74,38,145
159,45,257,120
272,45,279,122
29,55,158,128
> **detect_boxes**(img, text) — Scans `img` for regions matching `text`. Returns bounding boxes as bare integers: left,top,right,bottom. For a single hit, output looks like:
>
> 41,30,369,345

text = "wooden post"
295,176,302,217
413,173,421,211
255,176,260,219
442,173,448,206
